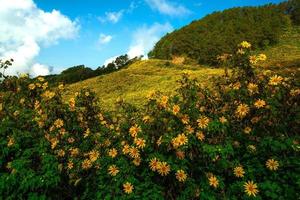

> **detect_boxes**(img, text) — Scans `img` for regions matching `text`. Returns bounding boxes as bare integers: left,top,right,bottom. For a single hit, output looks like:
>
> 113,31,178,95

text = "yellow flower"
82,159,92,170
244,181,259,197
58,84,64,90
196,131,205,141
219,116,228,124
232,82,241,90
176,150,185,160
184,126,193,135
84,128,90,138
172,105,180,115
129,125,141,138
142,115,151,123
254,99,266,108
88,150,100,162
7,137,15,147
85,91,90,96
133,157,141,166
19,98,25,104
134,138,146,149
57,149,65,157
50,138,59,149
69,98,76,110
251,116,261,124
67,161,74,170
176,170,187,182
37,77,45,82
122,144,130,155
208,175,219,188
235,104,249,119
108,148,118,158
42,82,48,90
244,127,252,134
35,83,41,88
157,136,162,146
157,161,171,176
266,159,279,171
248,145,256,152
123,182,134,194
240,41,251,49
197,116,210,129
249,56,258,65
233,166,245,178
149,157,159,171
42,90,55,100
28,83,35,90
290,89,300,96
70,148,79,157
160,96,169,107
54,119,64,128
269,75,283,86
237,48,245,55
172,133,188,148
181,115,190,124
257,54,267,61
129,147,140,158
108,165,119,176
68,137,75,143
247,83,259,95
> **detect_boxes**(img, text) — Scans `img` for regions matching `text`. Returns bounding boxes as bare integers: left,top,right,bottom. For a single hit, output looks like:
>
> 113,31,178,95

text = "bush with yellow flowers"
0,42,299,199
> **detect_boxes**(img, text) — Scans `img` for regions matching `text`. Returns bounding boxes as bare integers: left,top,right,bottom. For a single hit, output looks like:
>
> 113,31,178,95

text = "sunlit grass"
260,26,300,77
65,59,224,110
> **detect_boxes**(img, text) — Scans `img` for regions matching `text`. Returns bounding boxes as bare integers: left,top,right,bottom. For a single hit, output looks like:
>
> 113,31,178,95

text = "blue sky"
0,0,284,76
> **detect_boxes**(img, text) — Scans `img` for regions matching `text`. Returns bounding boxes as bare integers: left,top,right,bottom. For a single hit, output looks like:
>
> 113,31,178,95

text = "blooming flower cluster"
0,42,298,199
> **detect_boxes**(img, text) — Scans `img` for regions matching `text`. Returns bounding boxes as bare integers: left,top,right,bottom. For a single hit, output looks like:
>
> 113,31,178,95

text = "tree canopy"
148,4,291,65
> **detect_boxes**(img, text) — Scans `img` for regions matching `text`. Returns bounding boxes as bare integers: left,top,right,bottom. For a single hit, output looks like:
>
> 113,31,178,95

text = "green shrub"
0,42,299,199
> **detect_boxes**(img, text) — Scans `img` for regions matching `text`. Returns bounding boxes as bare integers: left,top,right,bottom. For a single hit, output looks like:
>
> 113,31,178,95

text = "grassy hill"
260,26,300,74
64,60,224,110
65,27,300,110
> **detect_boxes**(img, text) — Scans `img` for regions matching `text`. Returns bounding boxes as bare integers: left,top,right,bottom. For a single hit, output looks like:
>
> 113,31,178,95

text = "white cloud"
98,10,123,24
103,56,118,66
127,22,173,59
98,34,113,45
0,0,79,76
145,0,191,17
30,63,50,77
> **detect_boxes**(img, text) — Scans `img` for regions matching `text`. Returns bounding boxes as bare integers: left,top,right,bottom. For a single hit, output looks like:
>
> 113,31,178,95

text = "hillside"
64,60,224,110
260,26,300,70
65,26,300,110
148,2,295,65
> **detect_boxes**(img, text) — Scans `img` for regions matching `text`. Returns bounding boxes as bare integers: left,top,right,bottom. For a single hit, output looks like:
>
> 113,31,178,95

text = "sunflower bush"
0,42,299,199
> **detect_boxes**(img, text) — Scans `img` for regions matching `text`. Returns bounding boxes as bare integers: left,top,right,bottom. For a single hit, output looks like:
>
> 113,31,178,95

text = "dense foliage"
0,43,299,199
281,0,300,25
148,4,290,65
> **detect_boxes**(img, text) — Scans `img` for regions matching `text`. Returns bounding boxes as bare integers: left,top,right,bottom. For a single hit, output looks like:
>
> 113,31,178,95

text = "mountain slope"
64,26,300,110
64,60,224,110
148,3,290,65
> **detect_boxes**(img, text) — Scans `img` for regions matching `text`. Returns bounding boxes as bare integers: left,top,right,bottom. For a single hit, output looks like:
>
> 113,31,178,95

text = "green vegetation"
0,44,299,199
149,3,290,65
64,25,300,110
0,2,300,199
43,54,140,85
